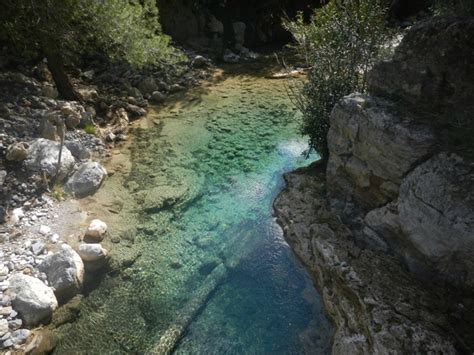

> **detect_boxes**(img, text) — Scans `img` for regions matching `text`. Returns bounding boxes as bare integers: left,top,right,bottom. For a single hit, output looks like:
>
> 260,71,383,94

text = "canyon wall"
275,16,474,353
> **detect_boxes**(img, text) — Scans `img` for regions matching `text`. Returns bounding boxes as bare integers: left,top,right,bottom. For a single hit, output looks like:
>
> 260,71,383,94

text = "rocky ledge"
274,16,474,353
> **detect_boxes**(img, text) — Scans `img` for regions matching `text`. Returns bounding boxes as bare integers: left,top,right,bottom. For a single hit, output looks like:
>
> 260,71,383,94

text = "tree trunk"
41,37,80,101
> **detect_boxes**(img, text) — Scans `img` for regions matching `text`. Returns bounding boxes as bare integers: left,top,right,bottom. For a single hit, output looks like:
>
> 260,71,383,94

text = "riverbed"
54,64,332,354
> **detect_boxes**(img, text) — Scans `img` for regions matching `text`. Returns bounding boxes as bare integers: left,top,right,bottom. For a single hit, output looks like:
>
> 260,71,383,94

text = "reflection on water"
54,69,332,354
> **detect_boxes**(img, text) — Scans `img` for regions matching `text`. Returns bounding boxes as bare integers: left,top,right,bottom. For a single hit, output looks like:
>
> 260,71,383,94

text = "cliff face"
274,17,474,353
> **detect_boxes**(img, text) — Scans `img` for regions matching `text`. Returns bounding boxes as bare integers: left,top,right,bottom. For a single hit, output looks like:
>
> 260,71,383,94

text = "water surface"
55,65,332,354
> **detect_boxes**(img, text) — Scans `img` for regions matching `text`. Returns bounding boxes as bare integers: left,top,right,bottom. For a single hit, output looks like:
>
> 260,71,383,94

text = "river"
54,63,332,354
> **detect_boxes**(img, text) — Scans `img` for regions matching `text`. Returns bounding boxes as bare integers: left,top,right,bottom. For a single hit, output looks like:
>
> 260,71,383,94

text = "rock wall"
274,16,474,353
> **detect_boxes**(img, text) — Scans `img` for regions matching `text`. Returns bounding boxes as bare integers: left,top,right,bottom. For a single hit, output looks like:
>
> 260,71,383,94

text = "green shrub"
83,123,96,135
284,0,390,161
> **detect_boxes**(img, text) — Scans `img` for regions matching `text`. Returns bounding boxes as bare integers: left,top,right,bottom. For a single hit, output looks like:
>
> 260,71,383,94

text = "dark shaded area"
156,0,322,48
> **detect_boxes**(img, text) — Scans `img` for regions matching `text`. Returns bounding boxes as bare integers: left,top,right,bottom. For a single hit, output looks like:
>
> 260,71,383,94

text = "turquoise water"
54,67,332,354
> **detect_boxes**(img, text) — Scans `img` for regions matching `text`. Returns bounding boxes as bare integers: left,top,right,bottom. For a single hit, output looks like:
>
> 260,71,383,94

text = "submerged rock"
64,161,107,198
7,274,58,327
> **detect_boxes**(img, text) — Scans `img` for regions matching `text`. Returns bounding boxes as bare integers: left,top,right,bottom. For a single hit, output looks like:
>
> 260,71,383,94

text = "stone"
31,241,45,255
77,243,108,262
0,170,6,186
59,102,84,129
77,87,99,102
39,225,51,236
169,84,184,93
106,132,116,142
5,142,28,162
10,208,24,224
151,91,166,103
7,274,58,326
64,161,107,198
10,329,30,345
125,103,146,119
0,306,12,316
223,50,240,64
138,77,159,95
25,138,75,182
38,244,84,303
85,219,108,242
50,234,60,243
0,320,7,336
39,113,60,141
41,84,58,99
65,141,91,160
192,55,209,68
326,94,435,209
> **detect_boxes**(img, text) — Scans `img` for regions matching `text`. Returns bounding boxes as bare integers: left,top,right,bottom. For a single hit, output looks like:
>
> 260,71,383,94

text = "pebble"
39,225,51,236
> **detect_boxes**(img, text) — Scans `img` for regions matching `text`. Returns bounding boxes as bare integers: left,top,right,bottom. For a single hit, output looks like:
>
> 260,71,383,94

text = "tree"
284,0,390,162
0,0,179,100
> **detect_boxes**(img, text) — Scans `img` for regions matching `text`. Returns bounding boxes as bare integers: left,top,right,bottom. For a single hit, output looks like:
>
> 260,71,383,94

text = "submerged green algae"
53,67,331,354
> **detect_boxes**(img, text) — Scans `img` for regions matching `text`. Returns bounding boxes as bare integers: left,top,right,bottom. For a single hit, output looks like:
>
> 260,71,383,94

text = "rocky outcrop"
368,17,474,121
7,274,58,327
327,94,435,209
24,138,75,182
366,153,474,289
275,16,474,353
64,161,107,198
38,245,84,303
274,166,458,353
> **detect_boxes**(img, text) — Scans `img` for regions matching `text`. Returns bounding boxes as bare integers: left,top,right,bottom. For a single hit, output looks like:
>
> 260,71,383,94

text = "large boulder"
64,161,107,198
7,274,58,327
38,244,84,303
25,138,75,181
327,94,435,209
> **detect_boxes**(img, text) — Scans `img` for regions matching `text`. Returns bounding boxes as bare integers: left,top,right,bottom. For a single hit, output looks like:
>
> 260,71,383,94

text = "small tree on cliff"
284,0,389,162
0,0,179,100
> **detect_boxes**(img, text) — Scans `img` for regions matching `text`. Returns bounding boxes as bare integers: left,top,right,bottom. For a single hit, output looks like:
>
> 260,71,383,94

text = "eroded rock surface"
274,166,458,353
327,94,435,209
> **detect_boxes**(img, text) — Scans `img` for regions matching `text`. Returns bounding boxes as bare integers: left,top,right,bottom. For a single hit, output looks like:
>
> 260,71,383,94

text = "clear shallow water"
54,67,332,354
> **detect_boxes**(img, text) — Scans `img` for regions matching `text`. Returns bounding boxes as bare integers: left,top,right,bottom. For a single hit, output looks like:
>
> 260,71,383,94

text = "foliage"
0,0,182,68
432,0,474,16
283,0,390,160
51,182,66,201
83,123,96,136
